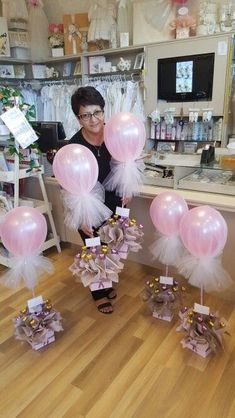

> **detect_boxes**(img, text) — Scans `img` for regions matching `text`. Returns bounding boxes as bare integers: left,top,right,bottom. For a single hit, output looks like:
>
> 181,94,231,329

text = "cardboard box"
63,14,89,55
29,329,55,351
181,338,211,358
89,280,112,291
153,311,174,322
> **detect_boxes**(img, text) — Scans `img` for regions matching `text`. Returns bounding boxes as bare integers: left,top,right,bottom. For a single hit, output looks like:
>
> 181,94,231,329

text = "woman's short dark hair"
71,86,105,116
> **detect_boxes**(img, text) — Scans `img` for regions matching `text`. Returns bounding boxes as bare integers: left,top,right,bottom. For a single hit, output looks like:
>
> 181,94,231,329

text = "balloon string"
165,264,169,277
32,288,35,298
200,284,203,306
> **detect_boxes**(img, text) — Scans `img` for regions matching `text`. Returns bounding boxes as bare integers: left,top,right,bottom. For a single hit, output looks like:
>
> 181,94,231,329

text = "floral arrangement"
48,23,64,48
142,276,185,321
98,214,144,259
177,307,229,357
69,244,124,288
14,299,63,350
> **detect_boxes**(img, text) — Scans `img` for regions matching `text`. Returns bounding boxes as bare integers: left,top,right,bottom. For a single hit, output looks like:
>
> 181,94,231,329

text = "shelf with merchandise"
143,152,235,196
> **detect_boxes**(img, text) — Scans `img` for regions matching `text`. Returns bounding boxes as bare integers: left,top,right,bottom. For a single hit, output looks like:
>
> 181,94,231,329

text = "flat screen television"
157,53,215,102
31,121,67,152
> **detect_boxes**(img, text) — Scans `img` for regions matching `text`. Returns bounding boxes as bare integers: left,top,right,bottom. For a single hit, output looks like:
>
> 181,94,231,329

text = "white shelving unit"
0,149,61,268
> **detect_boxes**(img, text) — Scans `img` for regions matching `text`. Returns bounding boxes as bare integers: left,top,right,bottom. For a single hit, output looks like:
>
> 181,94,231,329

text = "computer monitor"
31,121,67,152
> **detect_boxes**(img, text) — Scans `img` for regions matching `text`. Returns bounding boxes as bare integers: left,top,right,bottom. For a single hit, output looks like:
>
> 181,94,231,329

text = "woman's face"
78,104,104,136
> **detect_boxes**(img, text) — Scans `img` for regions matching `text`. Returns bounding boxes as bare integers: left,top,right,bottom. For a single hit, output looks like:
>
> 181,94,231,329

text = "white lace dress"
88,0,116,42
28,0,50,62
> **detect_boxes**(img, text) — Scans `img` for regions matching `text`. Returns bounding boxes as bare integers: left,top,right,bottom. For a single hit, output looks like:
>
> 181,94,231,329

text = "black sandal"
97,301,113,314
106,288,117,300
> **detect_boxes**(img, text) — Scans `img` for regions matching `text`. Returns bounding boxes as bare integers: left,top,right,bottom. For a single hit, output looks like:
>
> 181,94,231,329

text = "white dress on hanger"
117,0,133,43
88,0,116,42
5,0,28,21
28,0,50,62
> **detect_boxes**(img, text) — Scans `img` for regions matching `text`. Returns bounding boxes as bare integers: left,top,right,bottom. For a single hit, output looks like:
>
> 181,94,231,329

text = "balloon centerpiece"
53,144,112,230
149,191,188,273
0,206,54,292
103,112,146,199
0,206,63,350
178,205,233,302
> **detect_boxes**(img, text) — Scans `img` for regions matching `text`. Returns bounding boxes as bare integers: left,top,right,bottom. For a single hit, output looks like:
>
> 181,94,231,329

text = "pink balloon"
53,144,98,194
179,205,228,258
104,112,146,162
0,206,47,256
150,191,188,236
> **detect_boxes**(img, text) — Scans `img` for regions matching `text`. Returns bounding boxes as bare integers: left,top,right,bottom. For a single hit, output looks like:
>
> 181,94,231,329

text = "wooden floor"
0,243,235,418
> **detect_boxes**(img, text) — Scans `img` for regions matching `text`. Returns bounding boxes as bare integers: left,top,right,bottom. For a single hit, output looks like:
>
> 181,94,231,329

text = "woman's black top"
69,129,121,214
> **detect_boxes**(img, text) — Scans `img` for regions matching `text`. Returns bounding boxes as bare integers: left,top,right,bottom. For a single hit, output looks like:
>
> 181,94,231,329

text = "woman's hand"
81,225,94,237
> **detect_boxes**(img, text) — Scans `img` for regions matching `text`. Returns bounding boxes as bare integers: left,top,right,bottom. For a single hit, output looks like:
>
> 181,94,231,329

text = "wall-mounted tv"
157,53,215,102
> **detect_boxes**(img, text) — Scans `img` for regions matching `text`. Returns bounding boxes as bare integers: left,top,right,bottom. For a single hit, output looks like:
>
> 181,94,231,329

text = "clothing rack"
84,71,143,83
0,76,82,89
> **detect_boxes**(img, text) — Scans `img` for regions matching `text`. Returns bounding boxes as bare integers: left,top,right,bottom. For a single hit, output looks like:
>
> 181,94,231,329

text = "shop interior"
0,1,235,417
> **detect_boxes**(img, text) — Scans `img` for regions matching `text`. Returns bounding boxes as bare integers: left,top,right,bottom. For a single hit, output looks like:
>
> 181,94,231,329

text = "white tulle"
61,182,112,230
103,159,145,198
28,0,50,62
177,255,233,293
0,254,54,290
150,233,185,267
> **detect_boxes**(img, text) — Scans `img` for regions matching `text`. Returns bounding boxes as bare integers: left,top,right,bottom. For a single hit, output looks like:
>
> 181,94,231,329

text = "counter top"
139,185,235,212
45,176,235,213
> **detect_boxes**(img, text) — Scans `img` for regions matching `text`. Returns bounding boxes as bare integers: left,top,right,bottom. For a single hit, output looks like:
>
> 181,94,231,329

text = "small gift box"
30,329,55,351
153,311,174,322
89,279,113,291
180,337,211,358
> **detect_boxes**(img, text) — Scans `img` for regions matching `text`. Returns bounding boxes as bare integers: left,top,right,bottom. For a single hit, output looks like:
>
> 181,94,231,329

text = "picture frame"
0,17,10,57
63,62,72,77
14,64,26,79
73,61,81,76
0,65,15,78
120,32,129,48
32,64,47,79
133,52,144,70
88,56,106,74
98,62,112,73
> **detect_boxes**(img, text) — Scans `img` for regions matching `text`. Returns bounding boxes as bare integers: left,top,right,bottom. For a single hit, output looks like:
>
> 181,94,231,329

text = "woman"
70,86,123,314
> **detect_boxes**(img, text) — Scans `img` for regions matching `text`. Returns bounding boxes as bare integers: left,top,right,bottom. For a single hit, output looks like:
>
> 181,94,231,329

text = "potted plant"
0,86,41,171
48,23,64,57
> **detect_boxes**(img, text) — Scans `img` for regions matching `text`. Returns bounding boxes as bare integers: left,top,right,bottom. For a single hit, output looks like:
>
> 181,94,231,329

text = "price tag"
193,303,210,316
116,206,130,218
0,107,38,149
85,237,101,247
160,276,174,285
27,295,43,313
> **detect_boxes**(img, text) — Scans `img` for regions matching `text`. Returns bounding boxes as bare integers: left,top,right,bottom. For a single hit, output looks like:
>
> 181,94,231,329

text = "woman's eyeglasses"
78,110,104,121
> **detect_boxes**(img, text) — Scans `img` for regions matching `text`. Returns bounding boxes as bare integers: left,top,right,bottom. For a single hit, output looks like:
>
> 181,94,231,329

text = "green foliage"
0,86,41,171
